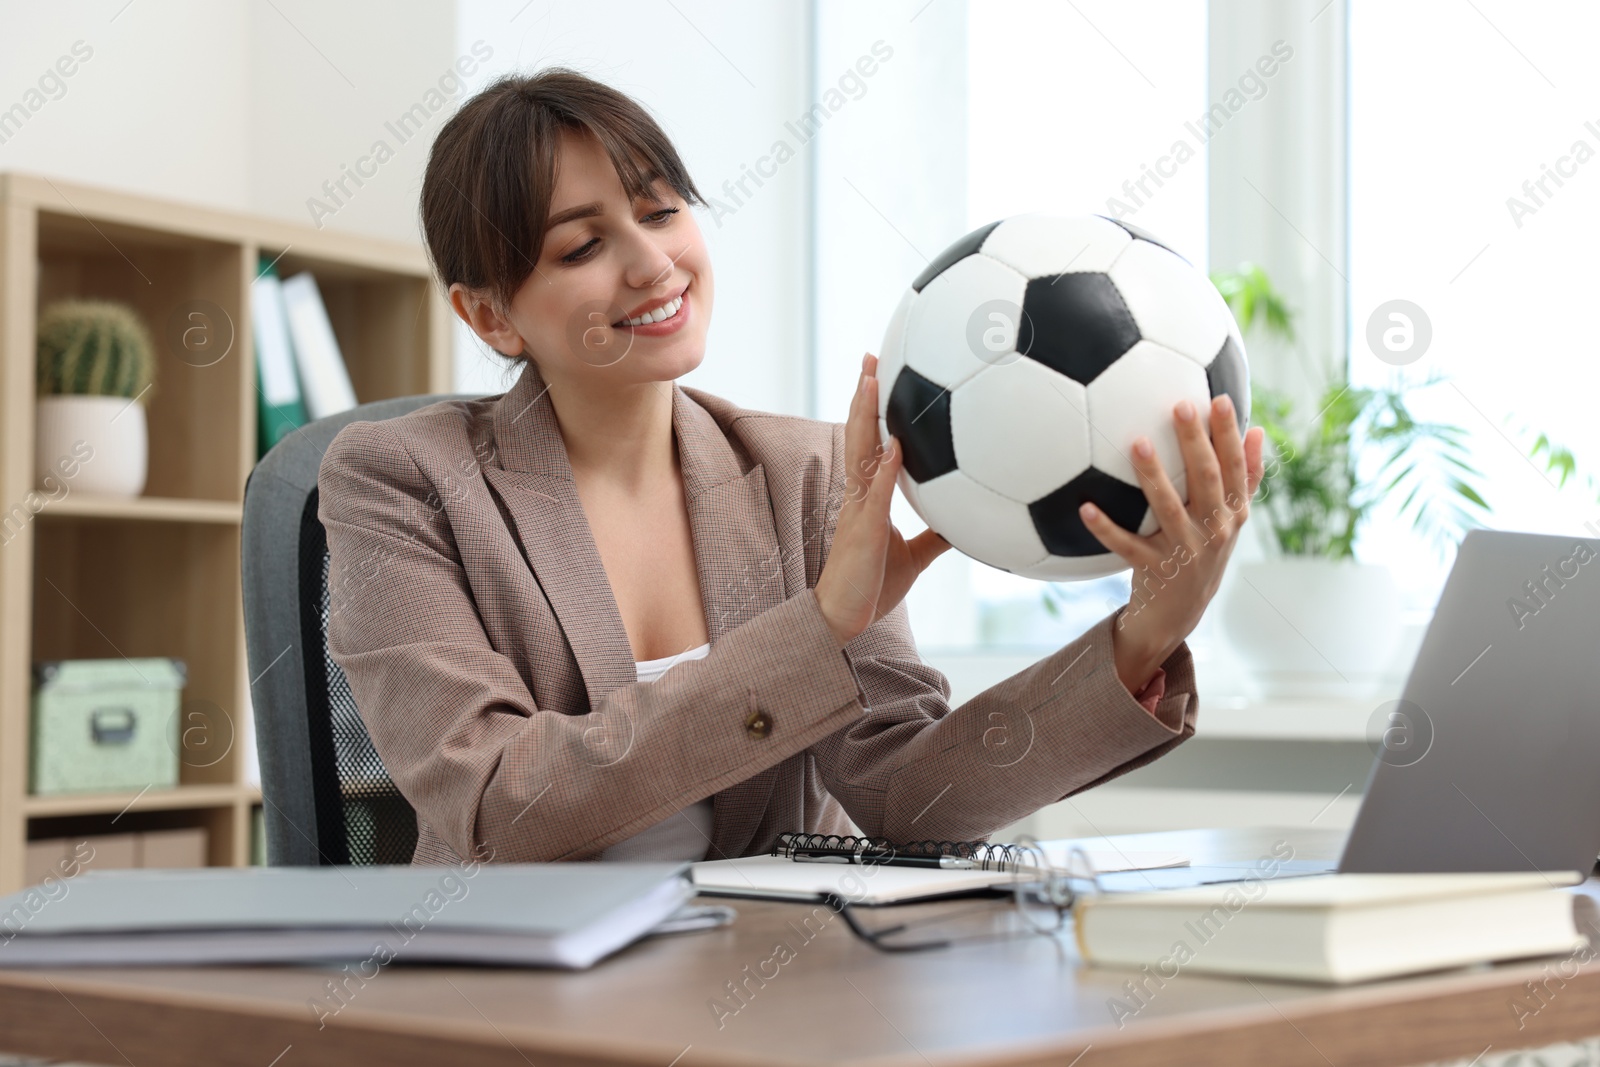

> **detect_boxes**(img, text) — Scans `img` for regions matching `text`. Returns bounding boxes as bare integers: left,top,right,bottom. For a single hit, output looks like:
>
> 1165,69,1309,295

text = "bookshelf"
0,172,452,893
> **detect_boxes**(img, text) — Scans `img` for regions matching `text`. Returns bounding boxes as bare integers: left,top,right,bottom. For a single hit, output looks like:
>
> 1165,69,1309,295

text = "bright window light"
1349,0,1600,611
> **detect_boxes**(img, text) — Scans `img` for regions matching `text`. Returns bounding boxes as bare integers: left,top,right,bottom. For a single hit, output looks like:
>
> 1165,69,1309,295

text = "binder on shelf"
251,257,308,459
280,270,358,420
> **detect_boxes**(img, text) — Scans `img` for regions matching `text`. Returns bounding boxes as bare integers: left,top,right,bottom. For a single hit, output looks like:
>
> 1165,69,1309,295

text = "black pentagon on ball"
911,220,1003,293
1095,215,1190,265
1016,273,1141,386
1028,468,1149,556
884,367,957,484
1207,334,1249,435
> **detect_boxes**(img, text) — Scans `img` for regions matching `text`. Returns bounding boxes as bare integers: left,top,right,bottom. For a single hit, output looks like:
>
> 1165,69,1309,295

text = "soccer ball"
875,213,1249,582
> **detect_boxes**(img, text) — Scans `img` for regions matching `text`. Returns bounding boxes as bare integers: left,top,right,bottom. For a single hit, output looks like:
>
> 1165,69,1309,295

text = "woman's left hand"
1078,394,1266,694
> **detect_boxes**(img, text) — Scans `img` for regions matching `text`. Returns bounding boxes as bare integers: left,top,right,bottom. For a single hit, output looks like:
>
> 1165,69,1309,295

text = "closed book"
1075,871,1588,984
251,258,308,457
0,863,694,970
279,271,357,419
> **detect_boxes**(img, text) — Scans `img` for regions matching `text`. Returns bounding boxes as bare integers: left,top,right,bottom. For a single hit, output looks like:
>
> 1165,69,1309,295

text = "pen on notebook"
791,851,977,870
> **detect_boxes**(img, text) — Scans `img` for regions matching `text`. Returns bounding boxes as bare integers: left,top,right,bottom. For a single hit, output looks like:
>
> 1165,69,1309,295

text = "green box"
30,658,186,795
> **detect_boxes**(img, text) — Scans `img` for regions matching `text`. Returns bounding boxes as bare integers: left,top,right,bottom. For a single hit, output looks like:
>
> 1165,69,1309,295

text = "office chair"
242,394,477,867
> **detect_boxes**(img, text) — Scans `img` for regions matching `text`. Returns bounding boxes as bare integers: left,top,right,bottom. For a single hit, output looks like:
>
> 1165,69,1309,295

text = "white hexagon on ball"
1086,340,1212,506
902,254,1028,391
912,468,1048,571
979,213,1131,279
1021,549,1134,583
951,360,1093,504
1109,240,1234,363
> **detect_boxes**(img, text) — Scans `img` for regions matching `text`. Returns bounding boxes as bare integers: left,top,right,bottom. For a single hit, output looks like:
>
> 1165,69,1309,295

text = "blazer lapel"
482,361,635,709
484,362,788,858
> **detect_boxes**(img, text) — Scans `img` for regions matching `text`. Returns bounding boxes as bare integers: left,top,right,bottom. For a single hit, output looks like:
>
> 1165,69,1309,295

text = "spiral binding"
771,832,1027,871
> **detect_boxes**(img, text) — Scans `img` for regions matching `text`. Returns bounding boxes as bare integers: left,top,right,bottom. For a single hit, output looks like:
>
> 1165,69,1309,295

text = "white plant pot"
1219,558,1402,699
35,395,148,498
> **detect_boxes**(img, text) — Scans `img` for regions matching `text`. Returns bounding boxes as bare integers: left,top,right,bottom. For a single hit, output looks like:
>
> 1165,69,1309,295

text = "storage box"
23,832,138,886
30,658,186,795
22,828,209,887
138,826,208,867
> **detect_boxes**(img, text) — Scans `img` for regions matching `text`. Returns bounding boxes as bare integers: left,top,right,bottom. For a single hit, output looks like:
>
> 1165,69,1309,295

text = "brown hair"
420,67,707,318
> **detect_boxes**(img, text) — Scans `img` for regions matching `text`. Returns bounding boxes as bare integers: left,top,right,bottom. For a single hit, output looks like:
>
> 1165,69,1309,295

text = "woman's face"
458,128,713,389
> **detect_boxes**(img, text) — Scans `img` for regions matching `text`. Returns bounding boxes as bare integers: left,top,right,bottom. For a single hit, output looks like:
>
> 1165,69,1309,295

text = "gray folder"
0,862,695,969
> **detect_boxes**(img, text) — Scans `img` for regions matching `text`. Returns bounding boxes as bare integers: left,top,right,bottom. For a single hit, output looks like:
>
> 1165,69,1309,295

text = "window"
1348,0,1600,612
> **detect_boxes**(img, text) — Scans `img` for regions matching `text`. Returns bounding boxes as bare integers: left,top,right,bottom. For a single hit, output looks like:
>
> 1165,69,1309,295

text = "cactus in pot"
37,300,156,402
34,300,158,498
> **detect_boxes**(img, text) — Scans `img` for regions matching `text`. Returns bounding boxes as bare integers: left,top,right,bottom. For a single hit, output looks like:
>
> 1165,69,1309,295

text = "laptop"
1098,529,1600,891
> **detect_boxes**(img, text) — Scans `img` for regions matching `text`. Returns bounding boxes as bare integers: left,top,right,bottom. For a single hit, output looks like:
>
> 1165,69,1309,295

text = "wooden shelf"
39,495,243,524
24,783,249,819
0,170,452,892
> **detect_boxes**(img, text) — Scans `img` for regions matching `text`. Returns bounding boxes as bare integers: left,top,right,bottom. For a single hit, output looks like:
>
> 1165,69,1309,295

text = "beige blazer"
316,359,1197,865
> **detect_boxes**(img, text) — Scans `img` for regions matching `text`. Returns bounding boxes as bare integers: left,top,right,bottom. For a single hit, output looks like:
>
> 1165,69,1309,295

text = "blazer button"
744,707,772,739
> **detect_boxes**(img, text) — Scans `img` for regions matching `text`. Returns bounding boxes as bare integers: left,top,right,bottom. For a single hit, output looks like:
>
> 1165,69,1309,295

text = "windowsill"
1194,694,1378,741
923,646,1385,743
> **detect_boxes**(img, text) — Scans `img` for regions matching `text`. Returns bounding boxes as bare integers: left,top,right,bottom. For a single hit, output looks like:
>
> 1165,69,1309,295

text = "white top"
631,644,711,678
598,642,714,862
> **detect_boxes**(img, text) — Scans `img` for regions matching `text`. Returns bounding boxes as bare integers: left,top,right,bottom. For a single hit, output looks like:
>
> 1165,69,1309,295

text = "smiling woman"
422,73,719,466
419,68,710,356
314,66,1244,869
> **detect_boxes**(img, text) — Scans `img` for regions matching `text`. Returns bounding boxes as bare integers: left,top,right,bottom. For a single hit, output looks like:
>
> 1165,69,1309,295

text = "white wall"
245,1,462,243
0,0,252,211
0,0,457,245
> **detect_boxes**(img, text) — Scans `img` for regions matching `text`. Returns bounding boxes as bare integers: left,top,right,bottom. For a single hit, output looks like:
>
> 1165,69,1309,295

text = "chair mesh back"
298,491,418,865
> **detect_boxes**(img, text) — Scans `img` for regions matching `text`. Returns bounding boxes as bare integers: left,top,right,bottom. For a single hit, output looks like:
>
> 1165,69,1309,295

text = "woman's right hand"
814,353,953,646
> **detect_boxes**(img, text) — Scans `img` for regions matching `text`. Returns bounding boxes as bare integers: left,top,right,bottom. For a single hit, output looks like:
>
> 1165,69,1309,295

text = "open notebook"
0,863,695,969
693,835,1189,905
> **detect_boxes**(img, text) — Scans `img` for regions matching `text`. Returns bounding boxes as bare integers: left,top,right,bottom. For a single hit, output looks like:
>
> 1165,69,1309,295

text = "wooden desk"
2,826,1598,1067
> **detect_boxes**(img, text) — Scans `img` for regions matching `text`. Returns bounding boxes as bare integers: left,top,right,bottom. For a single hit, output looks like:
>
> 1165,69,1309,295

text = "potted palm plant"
35,300,156,498
1209,266,1490,696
